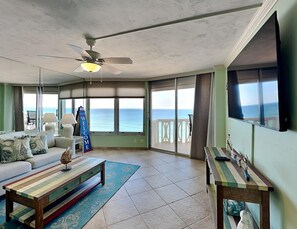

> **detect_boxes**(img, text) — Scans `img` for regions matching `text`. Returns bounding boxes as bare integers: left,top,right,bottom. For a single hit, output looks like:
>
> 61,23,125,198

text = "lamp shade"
60,114,77,125
43,113,58,123
81,62,101,72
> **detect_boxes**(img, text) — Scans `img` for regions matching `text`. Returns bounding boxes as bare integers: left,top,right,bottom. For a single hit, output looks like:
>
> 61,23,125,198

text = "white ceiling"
0,0,263,85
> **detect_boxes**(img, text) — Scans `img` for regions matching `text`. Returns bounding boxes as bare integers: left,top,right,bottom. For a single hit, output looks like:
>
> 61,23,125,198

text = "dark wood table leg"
206,160,210,193
5,192,13,222
216,186,224,229
101,162,105,185
35,200,44,229
260,191,270,229
206,160,210,185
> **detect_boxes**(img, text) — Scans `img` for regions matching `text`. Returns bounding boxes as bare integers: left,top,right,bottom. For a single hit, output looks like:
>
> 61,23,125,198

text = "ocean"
88,109,193,132
241,102,278,118
40,108,193,132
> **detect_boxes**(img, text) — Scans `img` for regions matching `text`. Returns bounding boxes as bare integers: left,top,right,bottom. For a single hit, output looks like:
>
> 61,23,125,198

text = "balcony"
151,118,192,155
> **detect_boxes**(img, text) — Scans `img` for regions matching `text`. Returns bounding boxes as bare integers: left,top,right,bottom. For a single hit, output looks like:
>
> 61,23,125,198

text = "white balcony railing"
152,119,191,144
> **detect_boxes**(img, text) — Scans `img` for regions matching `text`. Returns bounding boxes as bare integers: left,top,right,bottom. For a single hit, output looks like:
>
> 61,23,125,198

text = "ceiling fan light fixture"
81,62,101,72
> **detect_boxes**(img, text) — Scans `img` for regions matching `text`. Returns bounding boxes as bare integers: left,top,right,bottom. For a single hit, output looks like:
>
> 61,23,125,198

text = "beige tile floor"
83,149,215,229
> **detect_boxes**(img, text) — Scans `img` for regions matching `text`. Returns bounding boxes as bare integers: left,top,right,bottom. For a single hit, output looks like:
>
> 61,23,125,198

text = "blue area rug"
0,160,140,228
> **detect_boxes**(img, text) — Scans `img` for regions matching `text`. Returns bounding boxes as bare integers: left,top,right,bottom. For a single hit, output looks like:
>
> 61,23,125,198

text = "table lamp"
60,114,77,138
43,113,58,133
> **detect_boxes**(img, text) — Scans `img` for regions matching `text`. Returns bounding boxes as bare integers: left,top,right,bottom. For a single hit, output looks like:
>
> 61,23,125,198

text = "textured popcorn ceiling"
0,0,262,85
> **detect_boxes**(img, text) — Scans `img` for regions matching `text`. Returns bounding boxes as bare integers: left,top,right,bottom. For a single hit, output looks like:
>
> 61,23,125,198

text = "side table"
72,136,84,156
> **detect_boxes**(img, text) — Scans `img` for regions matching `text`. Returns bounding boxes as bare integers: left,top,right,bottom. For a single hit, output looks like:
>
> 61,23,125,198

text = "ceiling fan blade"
67,44,92,59
86,50,100,60
73,65,84,72
102,64,122,75
102,57,133,64
38,55,75,60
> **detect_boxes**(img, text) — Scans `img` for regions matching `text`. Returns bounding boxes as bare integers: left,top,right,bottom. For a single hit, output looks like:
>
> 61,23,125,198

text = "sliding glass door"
177,77,195,155
150,76,195,155
151,80,175,152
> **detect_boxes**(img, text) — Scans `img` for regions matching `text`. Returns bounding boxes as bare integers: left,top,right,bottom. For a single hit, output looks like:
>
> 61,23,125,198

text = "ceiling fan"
40,38,132,75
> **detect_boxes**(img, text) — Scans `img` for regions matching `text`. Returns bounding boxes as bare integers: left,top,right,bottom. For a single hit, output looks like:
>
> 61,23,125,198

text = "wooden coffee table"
3,156,106,228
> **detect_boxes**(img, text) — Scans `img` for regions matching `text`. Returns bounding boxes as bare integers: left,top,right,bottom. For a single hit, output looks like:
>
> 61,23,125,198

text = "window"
43,94,58,115
59,81,145,135
65,99,73,114
90,98,115,132
119,98,144,132
23,87,59,131
74,99,86,114
23,93,37,130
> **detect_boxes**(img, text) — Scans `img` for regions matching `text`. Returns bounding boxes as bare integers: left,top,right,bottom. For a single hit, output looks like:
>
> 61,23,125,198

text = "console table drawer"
81,165,101,183
49,178,80,202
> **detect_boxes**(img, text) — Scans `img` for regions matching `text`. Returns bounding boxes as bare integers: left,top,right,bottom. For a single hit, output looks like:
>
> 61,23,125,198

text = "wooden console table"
204,147,274,229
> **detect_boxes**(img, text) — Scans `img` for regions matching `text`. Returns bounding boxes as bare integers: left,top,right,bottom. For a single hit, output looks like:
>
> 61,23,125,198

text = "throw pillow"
0,139,17,163
30,134,49,155
14,136,34,161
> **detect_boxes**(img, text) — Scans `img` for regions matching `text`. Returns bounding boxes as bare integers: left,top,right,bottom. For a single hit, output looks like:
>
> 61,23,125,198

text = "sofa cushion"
30,134,49,155
14,136,34,161
0,131,26,140
26,147,63,169
0,161,32,182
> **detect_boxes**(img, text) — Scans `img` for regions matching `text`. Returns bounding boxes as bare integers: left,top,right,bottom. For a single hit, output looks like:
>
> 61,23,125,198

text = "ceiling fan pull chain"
89,72,92,85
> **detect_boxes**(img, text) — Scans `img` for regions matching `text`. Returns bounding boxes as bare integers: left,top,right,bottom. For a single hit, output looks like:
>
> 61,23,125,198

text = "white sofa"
0,130,75,196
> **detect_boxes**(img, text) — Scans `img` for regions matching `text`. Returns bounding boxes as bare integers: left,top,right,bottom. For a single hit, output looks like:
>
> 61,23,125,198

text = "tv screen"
227,12,287,131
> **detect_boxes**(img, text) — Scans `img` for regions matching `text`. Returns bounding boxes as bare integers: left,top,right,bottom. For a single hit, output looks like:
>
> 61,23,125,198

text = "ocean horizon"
241,102,278,118
32,108,193,132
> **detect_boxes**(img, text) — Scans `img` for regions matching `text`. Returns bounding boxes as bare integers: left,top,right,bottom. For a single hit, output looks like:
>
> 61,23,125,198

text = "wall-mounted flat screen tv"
227,12,287,131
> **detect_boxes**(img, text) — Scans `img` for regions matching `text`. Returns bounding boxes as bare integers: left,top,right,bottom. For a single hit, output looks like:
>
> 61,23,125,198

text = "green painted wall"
0,84,13,131
214,66,227,146
0,85,4,130
90,134,147,148
226,0,297,228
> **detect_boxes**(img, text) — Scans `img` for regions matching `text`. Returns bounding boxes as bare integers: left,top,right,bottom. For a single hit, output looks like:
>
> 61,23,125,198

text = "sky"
239,81,278,106
23,94,58,109
152,89,195,109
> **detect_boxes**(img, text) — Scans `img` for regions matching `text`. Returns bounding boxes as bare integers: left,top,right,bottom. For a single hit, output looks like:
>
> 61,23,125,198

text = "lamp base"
63,125,74,138
45,124,55,133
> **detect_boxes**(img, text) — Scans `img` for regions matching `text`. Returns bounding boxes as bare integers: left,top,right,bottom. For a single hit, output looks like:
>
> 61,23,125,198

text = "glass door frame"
149,76,195,156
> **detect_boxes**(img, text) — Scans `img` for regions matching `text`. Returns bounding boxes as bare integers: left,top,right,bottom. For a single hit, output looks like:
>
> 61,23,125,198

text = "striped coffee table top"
4,157,105,200
205,147,273,191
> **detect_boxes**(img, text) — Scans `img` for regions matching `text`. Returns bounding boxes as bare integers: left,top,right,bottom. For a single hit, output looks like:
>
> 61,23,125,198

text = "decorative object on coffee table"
60,147,72,171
